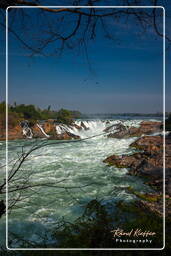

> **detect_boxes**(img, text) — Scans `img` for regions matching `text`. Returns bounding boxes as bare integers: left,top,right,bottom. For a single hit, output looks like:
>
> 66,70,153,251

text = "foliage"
56,108,74,125
0,102,82,127
52,199,166,249
10,104,41,120
0,101,22,128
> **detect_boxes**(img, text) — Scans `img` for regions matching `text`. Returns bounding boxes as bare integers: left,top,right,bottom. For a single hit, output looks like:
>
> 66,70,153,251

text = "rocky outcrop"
103,134,171,216
80,121,89,130
0,124,23,141
48,131,80,140
106,121,162,138
104,135,171,183
0,120,81,141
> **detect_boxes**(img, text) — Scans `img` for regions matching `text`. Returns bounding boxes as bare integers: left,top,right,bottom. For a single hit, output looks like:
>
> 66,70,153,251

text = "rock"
49,131,80,140
104,123,126,133
0,124,23,141
106,121,110,125
106,121,162,138
32,125,46,138
42,121,56,134
103,153,144,170
130,135,162,152
0,119,81,141
104,123,129,139
72,123,82,130
103,134,171,211
81,121,89,130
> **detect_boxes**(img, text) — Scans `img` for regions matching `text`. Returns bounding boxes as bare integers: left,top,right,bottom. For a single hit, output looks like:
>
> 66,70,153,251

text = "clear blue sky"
0,5,171,113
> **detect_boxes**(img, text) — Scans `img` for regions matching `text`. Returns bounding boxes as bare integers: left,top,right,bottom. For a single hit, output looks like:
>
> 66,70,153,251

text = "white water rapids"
0,119,156,247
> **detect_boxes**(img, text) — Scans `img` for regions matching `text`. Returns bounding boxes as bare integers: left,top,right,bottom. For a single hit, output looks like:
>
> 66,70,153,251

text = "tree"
56,108,73,124
0,0,170,59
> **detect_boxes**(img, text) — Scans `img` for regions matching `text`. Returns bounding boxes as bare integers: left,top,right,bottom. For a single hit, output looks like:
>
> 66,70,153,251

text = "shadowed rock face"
106,121,162,138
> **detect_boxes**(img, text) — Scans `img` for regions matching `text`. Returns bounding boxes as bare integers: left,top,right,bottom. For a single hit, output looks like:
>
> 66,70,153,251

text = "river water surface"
0,119,158,247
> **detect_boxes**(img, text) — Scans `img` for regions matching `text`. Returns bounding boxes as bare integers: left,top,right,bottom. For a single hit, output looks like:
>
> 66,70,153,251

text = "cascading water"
37,124,50,138
55,119,142,139
20,120,33,139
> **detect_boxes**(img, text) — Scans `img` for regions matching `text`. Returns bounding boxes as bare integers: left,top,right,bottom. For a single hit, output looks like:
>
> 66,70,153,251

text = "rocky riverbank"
0,119,93,141
104,120,161,138
103,124,171,217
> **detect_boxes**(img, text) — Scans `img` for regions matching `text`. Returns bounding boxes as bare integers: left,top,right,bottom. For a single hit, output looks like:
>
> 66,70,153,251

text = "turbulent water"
0,119,157,247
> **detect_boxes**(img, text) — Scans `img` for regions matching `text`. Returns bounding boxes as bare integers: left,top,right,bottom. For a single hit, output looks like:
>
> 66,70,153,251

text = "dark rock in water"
104,123,127,138
81,121,89,130
104,135,170,177
72,123,82,130
106,121,162,138
103,152,145,171
105,120,110,125
49,131,80,140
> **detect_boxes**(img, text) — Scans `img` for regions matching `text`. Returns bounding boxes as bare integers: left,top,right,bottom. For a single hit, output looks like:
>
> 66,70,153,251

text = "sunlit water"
0,119,157,247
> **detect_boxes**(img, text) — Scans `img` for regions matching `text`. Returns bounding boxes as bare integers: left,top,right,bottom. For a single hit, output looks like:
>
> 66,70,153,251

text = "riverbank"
103,124,171,217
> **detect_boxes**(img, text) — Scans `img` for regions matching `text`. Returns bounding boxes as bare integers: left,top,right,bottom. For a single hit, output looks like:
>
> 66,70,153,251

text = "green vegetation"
6,199,169,251
0,101,82,126
56,108,73,125
0,101,22,128
127,186,161,202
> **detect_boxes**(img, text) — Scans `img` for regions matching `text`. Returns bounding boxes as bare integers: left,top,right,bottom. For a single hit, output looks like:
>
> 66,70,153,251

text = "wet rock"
130,135,162,152
103,134,171,217
106,121,162,138
104,123,128,139
49,131,80,140
0,124,23,141
103,153,144,170
72,123,82,130
81,121,89,130
32,124,47,138
42,121,56,134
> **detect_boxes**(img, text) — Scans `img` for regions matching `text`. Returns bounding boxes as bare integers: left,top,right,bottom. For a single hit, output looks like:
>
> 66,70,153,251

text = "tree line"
0,101,82,126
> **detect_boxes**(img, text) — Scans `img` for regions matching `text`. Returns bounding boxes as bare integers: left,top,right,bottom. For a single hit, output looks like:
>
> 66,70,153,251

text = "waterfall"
20,121,33,139
36,124,50,138
55,120,120,139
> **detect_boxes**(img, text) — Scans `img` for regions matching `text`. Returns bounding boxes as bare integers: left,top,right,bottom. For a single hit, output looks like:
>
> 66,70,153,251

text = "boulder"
106,121,162,138
104,135,171,201
49,131,80,140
